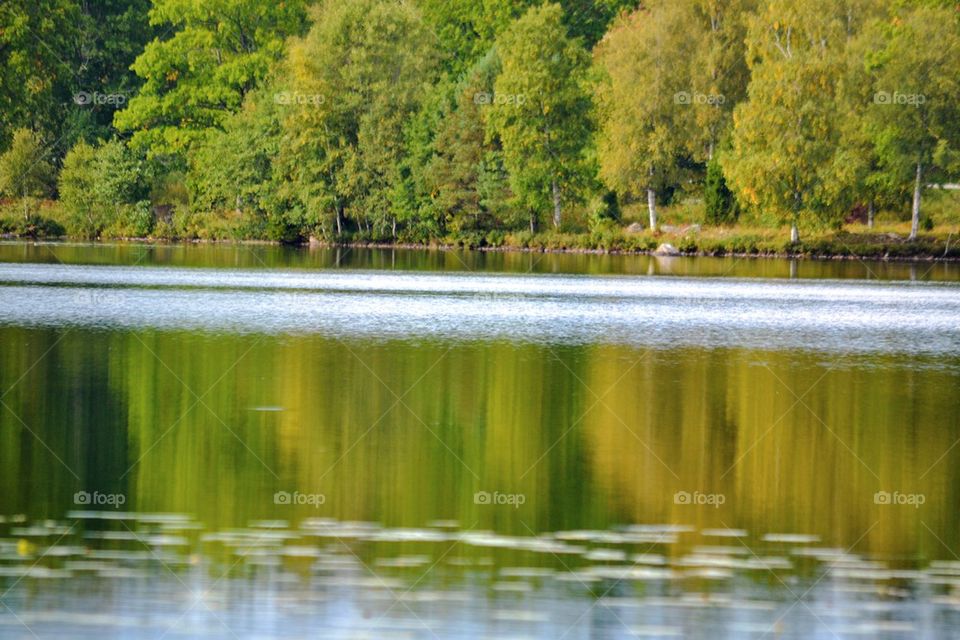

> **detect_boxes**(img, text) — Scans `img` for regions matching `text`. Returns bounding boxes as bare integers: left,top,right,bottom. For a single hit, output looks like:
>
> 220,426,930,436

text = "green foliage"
588,191,621,231
415,0,636,76
276,0,439,240
0,0,956,251
424,51,513,233
725,0,851,239
59,139,150,238
704,158,737,225
58,140,101,236
115,0,309,156
0,1,81,148
853,4,960,237
488,3,593,230
594,2,695,229
0,129,55,201
187,89,282,238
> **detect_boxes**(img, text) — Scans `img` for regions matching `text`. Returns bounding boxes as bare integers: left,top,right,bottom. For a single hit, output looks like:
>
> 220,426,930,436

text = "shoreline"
3,234,959,263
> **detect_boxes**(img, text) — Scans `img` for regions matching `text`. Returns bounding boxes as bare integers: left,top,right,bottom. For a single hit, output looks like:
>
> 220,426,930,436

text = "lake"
1,242,959,639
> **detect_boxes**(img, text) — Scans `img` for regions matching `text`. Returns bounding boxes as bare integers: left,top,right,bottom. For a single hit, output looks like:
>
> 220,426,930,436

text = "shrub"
59,139,152,238
704,158,737,225
0,129,55,201
59,141,104,238
103,201,155,238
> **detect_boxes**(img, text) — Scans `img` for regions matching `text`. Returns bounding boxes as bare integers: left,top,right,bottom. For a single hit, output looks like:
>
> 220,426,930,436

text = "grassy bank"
2,195,959,262
349,224,960,261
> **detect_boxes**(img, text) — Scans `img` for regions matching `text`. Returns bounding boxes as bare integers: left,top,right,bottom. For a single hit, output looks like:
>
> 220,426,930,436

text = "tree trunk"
910,161,922,240
335,204,343,237
867,201,875,229
529,211,536,234
790,222,800,244
647,188,657,232
551,180,562,229
391,216,397,240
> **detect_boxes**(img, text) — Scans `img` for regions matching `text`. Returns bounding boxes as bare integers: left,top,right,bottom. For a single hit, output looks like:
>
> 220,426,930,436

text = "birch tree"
855,5,960,239
725,0,849,243
488,3,593,231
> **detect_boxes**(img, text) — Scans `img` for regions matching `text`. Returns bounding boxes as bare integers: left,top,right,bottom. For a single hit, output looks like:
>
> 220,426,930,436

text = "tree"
854,5,960,239
0,0,81,148
415,0,637,77
687,0,755,162
187,88,284,238
488,3,593,231
832,1,910,229
595,3,695,231
424,50,516,233
725,0,850,243
58,140,103,237
561,0,641,49
0,129,55,209
277,0,438,239
69,0,155,143
59,139,150,238
704,158,737,224
114,0,308,156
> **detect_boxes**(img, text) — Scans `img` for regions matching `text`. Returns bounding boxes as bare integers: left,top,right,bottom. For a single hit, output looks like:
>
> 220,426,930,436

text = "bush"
11,214,65,239
485,230,506,247
103,201,154,238
59,139,152,238
59,141,104,238
705,158,737,225
0,129,55,200
589,191,621,231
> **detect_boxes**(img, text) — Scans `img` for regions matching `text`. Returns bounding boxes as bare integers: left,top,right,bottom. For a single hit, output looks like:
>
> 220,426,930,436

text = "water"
1,244,959,638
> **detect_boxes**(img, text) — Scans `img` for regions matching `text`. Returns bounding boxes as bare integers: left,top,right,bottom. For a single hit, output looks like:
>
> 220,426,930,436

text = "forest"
1,0,959,255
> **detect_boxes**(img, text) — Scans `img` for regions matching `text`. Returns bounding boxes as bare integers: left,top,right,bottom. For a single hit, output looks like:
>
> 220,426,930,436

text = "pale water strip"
0,263,958,354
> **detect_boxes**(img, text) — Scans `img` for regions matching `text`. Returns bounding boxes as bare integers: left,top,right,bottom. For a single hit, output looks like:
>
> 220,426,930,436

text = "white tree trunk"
790,222,800,244
647,188,657,231
867,201,875,229
910,162,922,240
552,180,562,229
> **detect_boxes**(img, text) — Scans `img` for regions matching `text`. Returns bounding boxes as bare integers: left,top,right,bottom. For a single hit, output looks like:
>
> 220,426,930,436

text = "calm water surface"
1,243,959,639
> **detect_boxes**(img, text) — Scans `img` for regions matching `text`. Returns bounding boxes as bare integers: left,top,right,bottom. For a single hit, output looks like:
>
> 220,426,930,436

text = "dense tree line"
0,0,958,243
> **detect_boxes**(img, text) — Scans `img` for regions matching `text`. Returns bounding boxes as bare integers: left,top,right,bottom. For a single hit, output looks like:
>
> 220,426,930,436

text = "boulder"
654,243,681,256
626,222,645,233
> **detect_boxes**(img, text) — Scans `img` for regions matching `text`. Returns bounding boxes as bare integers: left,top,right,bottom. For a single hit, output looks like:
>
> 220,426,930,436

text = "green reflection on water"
2,328,958,562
